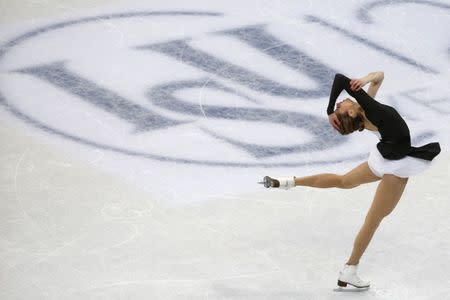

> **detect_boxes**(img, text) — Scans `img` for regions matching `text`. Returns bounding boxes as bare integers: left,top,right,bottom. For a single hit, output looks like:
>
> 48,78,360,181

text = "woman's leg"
294,161,380,189
346,174,409,265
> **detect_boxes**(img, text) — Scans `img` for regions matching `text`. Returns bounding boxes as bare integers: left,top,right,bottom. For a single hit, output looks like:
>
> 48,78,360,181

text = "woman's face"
335,98,356,115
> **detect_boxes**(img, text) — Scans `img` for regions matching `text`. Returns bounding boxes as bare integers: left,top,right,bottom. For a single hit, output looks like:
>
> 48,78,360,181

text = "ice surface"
0,0,449,299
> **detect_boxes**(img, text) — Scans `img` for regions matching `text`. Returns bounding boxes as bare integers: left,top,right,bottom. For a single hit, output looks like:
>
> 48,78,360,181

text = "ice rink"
1,0,450,299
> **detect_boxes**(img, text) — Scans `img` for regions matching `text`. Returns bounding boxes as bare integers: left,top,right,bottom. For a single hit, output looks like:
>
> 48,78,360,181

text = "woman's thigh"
341,161,382,188
365,174,409,223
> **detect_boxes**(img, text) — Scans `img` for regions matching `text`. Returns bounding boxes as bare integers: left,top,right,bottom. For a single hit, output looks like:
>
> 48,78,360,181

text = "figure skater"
261,71,441,289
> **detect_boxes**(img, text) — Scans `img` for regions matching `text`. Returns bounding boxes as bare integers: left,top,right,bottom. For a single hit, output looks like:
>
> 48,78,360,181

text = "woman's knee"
364,209,393,226
337,176,359,189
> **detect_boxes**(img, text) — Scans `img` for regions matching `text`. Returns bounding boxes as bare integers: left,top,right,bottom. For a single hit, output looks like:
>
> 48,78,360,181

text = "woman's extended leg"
294,162,380,189
346,174,409,265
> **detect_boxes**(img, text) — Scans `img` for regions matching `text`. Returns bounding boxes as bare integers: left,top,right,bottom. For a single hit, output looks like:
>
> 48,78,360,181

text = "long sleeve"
327,73,384,121
327,73,347,115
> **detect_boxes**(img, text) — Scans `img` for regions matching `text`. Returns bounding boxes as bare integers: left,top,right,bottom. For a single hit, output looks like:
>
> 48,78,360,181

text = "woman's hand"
350,78,367,91
328,112,340,131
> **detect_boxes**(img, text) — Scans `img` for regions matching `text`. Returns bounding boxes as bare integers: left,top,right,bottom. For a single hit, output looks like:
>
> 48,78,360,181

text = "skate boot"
337,264,370,288
260,176,295,190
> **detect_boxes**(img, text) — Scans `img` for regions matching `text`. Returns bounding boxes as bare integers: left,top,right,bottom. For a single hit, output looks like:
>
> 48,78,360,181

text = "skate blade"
258,176,280,188
257,176,272,188
333,286,370,292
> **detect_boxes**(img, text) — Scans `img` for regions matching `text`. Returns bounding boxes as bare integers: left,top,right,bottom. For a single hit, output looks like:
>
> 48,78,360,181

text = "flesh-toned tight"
294,162,408,265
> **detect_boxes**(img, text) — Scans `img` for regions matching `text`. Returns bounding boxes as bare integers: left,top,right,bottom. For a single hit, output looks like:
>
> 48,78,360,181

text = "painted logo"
1,4,447,167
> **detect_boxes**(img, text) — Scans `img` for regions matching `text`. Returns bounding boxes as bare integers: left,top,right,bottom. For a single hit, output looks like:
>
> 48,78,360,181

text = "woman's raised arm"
327,73,384,117
350,72,384,98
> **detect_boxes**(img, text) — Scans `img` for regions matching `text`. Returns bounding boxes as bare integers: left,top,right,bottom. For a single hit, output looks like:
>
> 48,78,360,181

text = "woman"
261,72,441,289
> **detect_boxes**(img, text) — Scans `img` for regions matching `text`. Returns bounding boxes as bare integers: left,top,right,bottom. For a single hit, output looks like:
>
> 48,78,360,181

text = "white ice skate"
337,264,370,289
259,176,296,190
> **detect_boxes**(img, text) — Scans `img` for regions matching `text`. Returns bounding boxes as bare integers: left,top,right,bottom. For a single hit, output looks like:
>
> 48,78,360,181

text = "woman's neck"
362,111,378,131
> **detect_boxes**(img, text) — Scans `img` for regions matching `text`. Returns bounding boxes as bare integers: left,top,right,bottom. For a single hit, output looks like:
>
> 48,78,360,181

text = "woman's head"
335,98,365,135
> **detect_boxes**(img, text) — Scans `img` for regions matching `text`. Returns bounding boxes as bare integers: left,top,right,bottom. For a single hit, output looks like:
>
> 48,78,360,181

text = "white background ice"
0,0,449,299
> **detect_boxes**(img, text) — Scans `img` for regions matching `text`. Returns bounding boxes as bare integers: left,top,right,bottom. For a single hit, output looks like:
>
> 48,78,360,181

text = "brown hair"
336,109,365,135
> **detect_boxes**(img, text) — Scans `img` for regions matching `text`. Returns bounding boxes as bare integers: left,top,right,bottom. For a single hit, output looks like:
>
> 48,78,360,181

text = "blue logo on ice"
4,7,442,167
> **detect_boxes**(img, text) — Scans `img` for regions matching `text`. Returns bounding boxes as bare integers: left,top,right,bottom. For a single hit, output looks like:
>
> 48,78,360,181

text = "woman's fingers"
350,79,363,91
329,113,340,131
330,121,339,130
334,119,340,130
357,80,363,90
